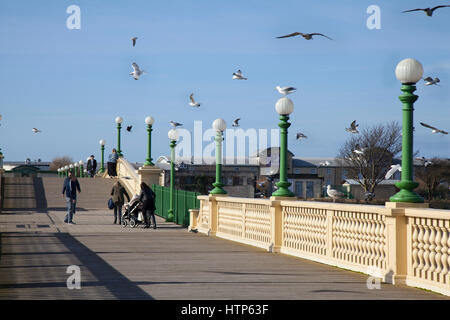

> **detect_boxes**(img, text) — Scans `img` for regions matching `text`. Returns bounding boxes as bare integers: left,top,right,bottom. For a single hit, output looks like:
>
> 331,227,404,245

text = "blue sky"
0,0,449,163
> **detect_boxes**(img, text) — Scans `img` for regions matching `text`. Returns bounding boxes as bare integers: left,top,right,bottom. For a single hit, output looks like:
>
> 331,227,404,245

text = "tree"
337,121,402,197
49,156,73,171
415,158,450,200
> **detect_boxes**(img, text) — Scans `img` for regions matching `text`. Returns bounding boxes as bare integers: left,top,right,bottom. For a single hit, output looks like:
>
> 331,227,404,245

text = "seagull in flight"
131,37,138,47
170,121,183,128
419,157,433,167
32,128,42,133
420,122,448,135
424,77,440,86
232,69,247,80
232,118,241,127
189,94,201,107
353,144,367,155
277,32,333,40
327,185,344,203
319,161,331,166
402,5,450,16
275,86,297,96
385,164,402,180
130,62,146,80
296,132,307,140
126,125,133,132
345,120,359,133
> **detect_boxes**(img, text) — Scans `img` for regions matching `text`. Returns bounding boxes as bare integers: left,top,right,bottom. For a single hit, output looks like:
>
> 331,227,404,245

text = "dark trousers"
114,204,122,224
142,200,156,228
107,162,117,177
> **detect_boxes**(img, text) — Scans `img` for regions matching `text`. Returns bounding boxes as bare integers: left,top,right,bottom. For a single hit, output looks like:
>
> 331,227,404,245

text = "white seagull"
131,37,138,47
319,161,331,166
275,86,296,96
232,118,241,127
232,69,247,80
130,62,146,80
189,94,201,107
170,121,183,128
385,164,402,180
345,120,359,133
327,185,344,203
296,132,307,140
353,144,367,155
424,77,440,86
420,122,448,135
32,128,42,133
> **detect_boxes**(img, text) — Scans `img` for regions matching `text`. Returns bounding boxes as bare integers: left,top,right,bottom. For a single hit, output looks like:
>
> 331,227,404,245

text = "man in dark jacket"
62,171,81,224
86,155,97,177
139,182,156,229
111,181,130,224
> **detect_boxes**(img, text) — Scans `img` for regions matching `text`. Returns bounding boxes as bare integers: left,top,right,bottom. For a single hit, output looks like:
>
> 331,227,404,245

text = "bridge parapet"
194,196,450,296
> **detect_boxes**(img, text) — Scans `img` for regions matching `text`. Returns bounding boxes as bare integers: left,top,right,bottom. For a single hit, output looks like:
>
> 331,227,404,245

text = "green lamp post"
69,163,74,176
99,139,106,173
144,116,155,166
210,118,227,195
272,97,295,197
167,128,179,223
74,162,80,177
115,116,123,157
79,160,84,178
390,58,424,203
64,165,69,177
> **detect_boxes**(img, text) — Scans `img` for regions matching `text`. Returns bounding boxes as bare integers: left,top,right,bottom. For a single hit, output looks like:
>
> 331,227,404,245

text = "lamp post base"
210,182,227,195
167,210,174,222
389,189,424,203
272,181,295,197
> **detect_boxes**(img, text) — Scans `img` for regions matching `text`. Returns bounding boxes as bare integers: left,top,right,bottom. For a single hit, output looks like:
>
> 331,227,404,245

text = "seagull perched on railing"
424,77,440,86
420,122,448,135
170,121,183,128
130,62,146,80
232,69,247,80
385,164,402,180
402,5,450,17
232,118,241,127
327,185,344,203
275,86,296,96
32,128,42,133
345,120,359,133
189,94,201,107
276,32,333,40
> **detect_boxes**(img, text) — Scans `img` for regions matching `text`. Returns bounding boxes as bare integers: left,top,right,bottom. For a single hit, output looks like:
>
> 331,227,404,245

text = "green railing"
152,184,202,227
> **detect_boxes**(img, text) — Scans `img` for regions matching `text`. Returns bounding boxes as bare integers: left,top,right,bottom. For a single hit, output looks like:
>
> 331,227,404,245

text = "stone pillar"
138,165,163,189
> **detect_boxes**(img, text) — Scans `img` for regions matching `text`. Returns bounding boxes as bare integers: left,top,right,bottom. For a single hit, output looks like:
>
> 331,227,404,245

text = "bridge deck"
0,209,447,300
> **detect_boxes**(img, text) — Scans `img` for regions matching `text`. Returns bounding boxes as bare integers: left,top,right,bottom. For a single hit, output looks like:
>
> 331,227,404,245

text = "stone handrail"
116,157,140,196
194,196,450,296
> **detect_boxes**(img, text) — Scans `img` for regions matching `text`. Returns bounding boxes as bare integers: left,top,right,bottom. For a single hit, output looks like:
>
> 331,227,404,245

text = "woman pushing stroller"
139,182,157,229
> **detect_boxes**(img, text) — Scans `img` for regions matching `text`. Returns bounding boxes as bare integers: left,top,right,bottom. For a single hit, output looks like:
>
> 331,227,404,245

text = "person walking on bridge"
111,181,130,224
62,170,81,224
86,155,97,178
139,182,157,229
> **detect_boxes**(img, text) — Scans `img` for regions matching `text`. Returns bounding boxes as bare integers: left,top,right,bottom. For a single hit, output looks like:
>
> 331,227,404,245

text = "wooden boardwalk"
0,208,447,300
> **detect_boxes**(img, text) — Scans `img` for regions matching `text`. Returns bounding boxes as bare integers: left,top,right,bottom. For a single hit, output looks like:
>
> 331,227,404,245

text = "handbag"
108,198,115,210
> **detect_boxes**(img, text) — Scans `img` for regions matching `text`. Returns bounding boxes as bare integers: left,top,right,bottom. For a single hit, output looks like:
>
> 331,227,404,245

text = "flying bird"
126,125,133,132
277,32,333,40
170,121,183,128
232,69,247,80
385,164,402,180
327,185,344,203
232,118,241,127
275,86,297,96
353,144,367,155
345,120,359,133
402,5,450,16
419,157,433,167
319,161,331,166
130,62,146,80
420,122,448,135
424,77,440,86
296,132,307,140
32,128,42,133
131,37,138,47
189,94,201,107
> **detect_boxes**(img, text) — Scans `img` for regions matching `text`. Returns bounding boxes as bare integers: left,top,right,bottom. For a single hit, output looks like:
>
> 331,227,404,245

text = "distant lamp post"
74,162,80,177
57,168,60,177
210,118,227,195
64,165,69,177
115,116,123,157
0,150,4,169
390,58,424,203
167,128,179,223
144,116,155,166
99,139,106,173
272,97,295,197
79,160,84,178
69,163,74,175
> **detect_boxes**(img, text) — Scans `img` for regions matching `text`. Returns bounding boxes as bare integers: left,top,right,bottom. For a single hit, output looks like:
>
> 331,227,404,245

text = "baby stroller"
122,195,146,228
